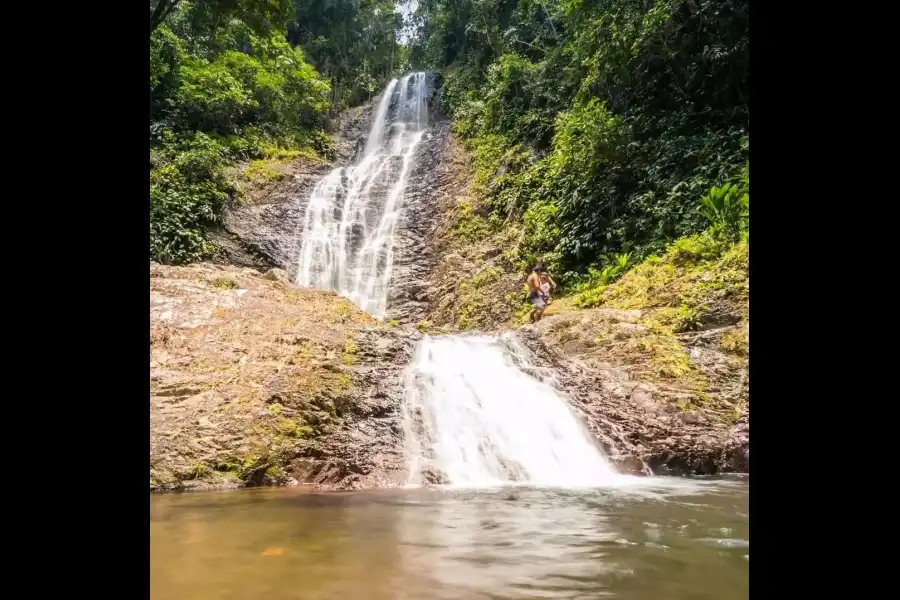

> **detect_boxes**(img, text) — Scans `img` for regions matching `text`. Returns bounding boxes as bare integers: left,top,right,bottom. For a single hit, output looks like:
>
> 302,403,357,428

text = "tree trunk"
150,0,179,37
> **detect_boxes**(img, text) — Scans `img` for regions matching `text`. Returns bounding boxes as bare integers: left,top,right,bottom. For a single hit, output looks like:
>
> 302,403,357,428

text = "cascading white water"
402,334,626,488
296,72,429,318
296,73,629,491
363,78,398,158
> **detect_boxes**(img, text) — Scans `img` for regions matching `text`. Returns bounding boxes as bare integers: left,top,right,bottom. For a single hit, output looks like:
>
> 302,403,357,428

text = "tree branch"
150,0,180,36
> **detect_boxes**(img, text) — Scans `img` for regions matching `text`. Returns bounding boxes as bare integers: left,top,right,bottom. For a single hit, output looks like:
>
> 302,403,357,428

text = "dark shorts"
529,291,546,310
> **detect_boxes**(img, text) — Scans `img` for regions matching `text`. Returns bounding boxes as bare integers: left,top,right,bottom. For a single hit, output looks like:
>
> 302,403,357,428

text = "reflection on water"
151,477,748,600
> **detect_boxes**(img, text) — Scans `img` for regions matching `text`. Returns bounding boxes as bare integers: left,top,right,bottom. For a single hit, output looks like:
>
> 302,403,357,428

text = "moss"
265,465,285,479
634,334,693,380
457,298,484,330
276,417,306,438
453,266,519,330
324,297,375,324
289,364,353,406
513,297,535,324
649,304,703,333
628,313,708,390
215,448,281,481
242,159,283,184
451,200,492,243
469,266,503,288
267,403,283,416
188,463,207,480
150,468,181,488
574,230,748,335
719,325,749,356
262,146,323,163
341,340,358,365
542,296,575,318
212,277,237,289
726,404,744,425
221,470,242,482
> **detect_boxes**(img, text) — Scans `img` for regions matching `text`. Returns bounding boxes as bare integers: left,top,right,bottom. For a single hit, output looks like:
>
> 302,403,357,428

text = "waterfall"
296,72,430,319
295,73,622,490
402,334,625,488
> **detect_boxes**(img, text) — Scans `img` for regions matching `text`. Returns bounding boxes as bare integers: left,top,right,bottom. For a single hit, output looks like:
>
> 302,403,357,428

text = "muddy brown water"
150,476,748,600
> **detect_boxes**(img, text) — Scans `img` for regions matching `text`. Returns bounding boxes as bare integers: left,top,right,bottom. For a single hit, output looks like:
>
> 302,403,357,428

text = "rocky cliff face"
210,74,445,280
516,309,748,476
210,104,375,273
150,263,418,491
384,121,451,324
149,72,748,491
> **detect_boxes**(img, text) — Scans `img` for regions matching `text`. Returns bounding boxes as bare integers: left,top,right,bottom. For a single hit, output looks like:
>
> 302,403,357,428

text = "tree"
150,0,180,36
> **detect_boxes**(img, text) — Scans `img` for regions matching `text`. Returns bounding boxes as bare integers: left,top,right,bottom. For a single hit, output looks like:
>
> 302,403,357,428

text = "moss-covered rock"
518,231,749,474
150,262,416,492
422,135,530,331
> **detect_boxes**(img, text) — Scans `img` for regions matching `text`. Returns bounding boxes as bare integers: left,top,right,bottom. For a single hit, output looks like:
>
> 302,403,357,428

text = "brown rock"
149,263,419,492
263,268,290,283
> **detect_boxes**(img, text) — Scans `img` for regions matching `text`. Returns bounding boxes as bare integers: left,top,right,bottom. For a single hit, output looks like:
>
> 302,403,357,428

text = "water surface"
151,477,748,600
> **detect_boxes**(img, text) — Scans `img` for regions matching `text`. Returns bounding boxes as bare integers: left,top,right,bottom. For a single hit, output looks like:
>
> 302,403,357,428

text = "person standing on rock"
527,264,555,323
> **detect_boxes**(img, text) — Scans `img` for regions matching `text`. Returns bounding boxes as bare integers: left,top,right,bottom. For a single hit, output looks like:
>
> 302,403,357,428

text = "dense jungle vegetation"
408,0,749,285
149,0,406,263
149,0,749,294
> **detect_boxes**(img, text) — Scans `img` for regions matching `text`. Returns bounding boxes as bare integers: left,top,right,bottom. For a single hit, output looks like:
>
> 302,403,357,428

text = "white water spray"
296,73,631,491
402,334,626,488
296,72,430,318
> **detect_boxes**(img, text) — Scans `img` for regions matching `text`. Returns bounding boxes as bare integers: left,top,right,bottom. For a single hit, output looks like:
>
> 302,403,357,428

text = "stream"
151,477,748,600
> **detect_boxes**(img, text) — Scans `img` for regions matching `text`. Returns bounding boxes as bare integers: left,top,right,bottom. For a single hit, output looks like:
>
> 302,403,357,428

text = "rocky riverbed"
150,262,747,490
149,75,748,492
518,309,748,475
150,263,419,491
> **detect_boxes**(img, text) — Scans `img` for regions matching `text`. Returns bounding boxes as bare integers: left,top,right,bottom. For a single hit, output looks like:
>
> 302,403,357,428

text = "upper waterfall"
296,73,431,319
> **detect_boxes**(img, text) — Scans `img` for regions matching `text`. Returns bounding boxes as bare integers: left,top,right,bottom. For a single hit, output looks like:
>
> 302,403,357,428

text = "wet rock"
515,320,749,476
215,102,375,274
612,455,647,475
263,268,290,283
385,121,452,324
149,263,423,492
420,466,449,485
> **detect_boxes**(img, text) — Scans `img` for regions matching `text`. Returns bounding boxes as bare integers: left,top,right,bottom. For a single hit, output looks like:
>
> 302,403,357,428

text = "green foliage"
570,251,632,307
149,0,365,265
519,199,562,271
456,266,506,329
242,160,283,184
288,0,406,109
572,220,749,341
411,0,749,274
155,19,332,139
451,200,493,243
150,133,236,263
698,164,749,242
